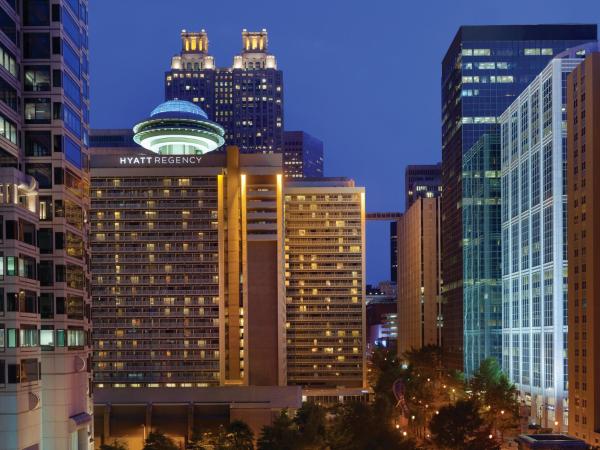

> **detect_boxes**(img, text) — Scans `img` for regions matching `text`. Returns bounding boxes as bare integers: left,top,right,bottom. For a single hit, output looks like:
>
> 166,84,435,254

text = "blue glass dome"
150,100,208,119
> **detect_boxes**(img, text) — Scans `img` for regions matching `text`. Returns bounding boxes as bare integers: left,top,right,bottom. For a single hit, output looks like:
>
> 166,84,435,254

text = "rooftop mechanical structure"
133,100,225,155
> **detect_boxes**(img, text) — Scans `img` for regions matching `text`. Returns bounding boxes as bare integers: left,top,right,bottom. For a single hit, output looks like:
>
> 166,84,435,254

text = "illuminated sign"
118,155,203,166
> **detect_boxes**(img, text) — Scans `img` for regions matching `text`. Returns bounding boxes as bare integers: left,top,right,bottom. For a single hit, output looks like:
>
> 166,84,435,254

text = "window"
532,212,541,267
25,131,52,156
512,223,519,273
62,72,81,107
39,293,53,318
522,275,530,327
25,98,51,123
37,228,52,253
542,78,553,137
62,40,80,77
62,7,81,46
20,358,40,382
66,295,83,319
38,261,53,286
544,270,553,327
512,278,519,327
522,334,530,385
0,42,17,77
0,76,17,111
0,112,17,144
531,151,540,205
533,333,541,387
501,175,508,223
531,91,540,146
511,169,519,219
23,0,50,26
24,65,51,92
40,327,54,349
521,218,529,269
62,103,81,137
26,163,52,188
0,6,17,44
543,142,553,200
512,334,520,383
544,332,553,388
24,33,50,59
532,272,541,327
67,328,85,347
20,326,38,347
64,135,82,168
502,228,509,276
521,160,529,213
501,122,509,164
543,206,553,264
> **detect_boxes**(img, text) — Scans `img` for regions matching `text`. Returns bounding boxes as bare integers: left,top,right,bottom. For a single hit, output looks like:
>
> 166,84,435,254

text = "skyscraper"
283,130,324,179
0,1,92,449
405,163,442,209
441,24,597,373
165,29,284,154
284,178,366,394
90,101,366,443
567,52,600,445
500,46,598,430
397,197,442,356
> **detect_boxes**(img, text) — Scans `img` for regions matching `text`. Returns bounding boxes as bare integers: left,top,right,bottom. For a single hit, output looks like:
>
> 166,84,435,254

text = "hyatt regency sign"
119,155,203,166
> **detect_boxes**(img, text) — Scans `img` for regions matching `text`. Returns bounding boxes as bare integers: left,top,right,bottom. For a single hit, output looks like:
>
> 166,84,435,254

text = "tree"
429,399,498,450
226,420,254,450
294,402,327,449
470,358,519,439
328,402,416,450
257,410,300,450
100,441,128,450
143,430,179,450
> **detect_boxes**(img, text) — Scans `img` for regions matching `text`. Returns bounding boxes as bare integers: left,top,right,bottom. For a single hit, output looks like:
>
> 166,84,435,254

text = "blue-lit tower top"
133,100,225,155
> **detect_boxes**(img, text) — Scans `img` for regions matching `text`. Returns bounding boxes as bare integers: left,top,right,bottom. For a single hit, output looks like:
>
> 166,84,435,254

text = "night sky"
90,0,600,284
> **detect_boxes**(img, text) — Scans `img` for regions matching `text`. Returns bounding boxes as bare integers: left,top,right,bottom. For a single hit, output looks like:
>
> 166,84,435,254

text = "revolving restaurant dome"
133,100,225,155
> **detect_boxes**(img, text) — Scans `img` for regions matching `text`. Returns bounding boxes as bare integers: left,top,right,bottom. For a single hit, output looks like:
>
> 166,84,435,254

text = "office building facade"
165,29,284,154
567,53,600,445
397,197,442,356
284,179,366,389
441,24,597,373
405,164,442,209
283,131,324,179
500,48,599,430
0,1,93,449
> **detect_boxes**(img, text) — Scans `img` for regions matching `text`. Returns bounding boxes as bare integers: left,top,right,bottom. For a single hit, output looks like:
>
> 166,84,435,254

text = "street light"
141,424,146,441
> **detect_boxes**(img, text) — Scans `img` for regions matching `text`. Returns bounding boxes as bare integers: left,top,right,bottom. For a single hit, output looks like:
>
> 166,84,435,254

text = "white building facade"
500,56,584,431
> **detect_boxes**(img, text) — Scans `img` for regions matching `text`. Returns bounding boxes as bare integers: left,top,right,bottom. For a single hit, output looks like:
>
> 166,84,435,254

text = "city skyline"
90,0,600,283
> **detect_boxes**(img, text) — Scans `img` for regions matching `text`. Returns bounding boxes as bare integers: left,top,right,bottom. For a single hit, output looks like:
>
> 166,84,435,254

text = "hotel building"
0,0,93,448
397,197,442,356
500,45,599,430
442,24,596,374
567,52,600,445
283,178,366,390
90,101,366,445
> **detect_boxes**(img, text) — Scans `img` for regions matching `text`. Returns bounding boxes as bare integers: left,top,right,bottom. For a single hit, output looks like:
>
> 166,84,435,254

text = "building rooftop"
150,100,208,120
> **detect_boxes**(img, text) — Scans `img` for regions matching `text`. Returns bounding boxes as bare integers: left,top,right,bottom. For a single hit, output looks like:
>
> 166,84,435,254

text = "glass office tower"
0,1,92,449
501,45,599,431
441,24,597,374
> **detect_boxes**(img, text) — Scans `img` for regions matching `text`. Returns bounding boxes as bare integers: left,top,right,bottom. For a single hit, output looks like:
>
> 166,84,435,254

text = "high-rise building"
0,1,93,449
500,45,599,431
284,178,366,391
90,101,366,444
397,197,442,356
283,131,324,179
397,163,442,285
567,52,600,445
441,24,597,373
165,29,284,154
405,164,442,209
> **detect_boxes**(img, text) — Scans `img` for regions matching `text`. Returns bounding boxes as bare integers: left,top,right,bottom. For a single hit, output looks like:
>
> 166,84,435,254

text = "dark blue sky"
90,0,599,283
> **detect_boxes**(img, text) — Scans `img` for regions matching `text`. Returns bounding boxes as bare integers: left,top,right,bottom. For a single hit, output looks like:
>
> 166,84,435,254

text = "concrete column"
103,404,111,444
145,403,152,434
187,403,194,441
